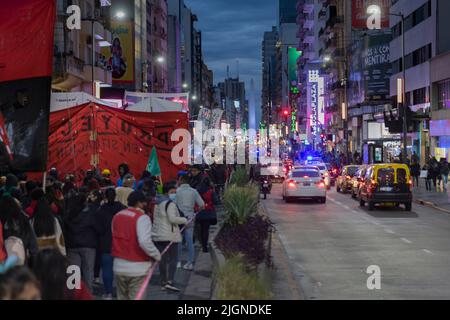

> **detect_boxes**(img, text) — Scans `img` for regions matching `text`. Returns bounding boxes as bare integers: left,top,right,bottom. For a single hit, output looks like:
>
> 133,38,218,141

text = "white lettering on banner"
309,70,320,83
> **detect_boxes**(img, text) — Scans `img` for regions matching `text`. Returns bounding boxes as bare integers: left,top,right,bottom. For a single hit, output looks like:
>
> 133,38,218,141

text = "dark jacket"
410,163,420,177
64,204,98,249
94,201,126,254
440,162,449,175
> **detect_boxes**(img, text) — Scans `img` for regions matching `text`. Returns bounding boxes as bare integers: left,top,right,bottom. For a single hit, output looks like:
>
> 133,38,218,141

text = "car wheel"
285,197,290,203
282,195,286,200
359,199,365,207
405,202,412,212
321,197,326,204
368,202,375,211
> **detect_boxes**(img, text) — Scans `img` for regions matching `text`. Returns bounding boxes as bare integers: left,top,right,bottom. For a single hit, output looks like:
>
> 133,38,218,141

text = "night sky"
185,0,278,123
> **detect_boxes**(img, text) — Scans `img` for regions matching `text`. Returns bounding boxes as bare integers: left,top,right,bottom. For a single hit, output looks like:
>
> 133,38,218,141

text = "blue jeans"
101,253,114,295
442,174,448,189
178,226,195,264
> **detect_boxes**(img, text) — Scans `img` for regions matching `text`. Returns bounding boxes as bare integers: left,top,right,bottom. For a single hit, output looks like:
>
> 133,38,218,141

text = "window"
292,171,320,178
413,87,427,105
377,169,395,186
437,79,450,110
391,1,432,39
397,169,407,184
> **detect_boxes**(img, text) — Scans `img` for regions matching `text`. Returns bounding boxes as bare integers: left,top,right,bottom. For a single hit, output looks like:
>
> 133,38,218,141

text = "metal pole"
401,14,408,163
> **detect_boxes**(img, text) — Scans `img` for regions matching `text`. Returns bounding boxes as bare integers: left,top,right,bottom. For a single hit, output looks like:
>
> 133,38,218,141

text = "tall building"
261,26,279,127
52,0,112,94
150,0,169,93
390,0,450,164
279,0,298,25
218,77,247,130
318,0,351,154
296,0,327,143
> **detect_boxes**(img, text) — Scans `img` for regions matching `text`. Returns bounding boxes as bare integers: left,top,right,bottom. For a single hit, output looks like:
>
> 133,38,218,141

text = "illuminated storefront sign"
308,70,324,136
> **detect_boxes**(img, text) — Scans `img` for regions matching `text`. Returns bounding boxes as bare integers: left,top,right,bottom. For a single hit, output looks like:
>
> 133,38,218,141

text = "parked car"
350,166,369,199
282,166,327,203
359,164,413,211
336,165,360,193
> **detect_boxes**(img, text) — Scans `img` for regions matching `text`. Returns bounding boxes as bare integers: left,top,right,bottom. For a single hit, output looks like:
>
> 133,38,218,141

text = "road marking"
401,238,412,244
335,201,343,206
343,205,351,210
422,249,433,255
384,229,395,234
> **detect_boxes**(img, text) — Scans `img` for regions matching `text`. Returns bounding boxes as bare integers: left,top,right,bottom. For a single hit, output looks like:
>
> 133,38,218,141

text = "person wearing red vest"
112,191,161,300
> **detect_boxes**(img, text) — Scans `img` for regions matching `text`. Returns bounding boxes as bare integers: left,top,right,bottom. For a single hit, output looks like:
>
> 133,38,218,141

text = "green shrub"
223,185,259,226
229,166,250,187
217,256,272,300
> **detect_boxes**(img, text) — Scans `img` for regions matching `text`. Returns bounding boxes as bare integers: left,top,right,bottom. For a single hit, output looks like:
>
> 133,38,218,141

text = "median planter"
209,183,274,300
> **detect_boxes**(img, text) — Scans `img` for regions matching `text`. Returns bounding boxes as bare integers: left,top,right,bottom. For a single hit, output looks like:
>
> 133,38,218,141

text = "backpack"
4,236,26,266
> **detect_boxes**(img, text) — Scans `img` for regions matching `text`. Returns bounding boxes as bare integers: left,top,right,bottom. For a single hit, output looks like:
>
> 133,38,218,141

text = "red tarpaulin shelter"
38,102,188,183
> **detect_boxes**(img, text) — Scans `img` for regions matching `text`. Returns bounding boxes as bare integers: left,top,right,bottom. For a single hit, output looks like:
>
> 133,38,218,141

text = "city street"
266,184,450,300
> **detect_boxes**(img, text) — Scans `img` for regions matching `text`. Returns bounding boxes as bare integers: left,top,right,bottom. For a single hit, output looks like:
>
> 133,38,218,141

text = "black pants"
198,220,212,251
413,175,419,187
155,241,178,285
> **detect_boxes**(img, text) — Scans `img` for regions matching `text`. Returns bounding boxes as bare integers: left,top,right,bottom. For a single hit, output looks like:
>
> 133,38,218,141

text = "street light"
182,83,188,89
156,56,165,64
192,95,198,101
390,12,407,163
115,11,126,19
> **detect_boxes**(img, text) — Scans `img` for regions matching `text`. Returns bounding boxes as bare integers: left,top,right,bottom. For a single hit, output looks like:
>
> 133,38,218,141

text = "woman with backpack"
30,198,66,256
0,196,38,266
152,182,187,292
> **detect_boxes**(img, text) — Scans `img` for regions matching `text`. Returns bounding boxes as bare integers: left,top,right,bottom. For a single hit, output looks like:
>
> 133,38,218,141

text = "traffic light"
282,109,289,117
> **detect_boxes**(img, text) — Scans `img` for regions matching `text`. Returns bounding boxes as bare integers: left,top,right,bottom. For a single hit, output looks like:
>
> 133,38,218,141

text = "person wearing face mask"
152,182,187,292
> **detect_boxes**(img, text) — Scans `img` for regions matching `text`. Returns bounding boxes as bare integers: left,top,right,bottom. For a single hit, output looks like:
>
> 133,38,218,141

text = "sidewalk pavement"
92,207,223,300
413,182,450,213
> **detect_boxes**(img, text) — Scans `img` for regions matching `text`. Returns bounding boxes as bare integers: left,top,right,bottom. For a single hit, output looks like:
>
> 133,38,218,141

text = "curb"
414,198,450,214
259,202,304,300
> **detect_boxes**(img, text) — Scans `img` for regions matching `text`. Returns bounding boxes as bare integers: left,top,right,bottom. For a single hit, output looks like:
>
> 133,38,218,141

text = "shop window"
413,87,427,105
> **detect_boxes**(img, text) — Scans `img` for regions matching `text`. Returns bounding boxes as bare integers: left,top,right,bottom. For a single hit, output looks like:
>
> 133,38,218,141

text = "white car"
282,166,327,203
314,163,331,190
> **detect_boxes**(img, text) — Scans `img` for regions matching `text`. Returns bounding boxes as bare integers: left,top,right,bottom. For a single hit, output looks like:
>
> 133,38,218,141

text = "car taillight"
324,172,329,177
317,181,325,188
288,180,296,188
369,180,378,192
408,179,413,191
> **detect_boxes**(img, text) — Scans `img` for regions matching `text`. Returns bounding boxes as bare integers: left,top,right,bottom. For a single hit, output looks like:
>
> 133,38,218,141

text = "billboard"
103,20,135,84
288,47,302,91
352,0,391,29
349,33,392,105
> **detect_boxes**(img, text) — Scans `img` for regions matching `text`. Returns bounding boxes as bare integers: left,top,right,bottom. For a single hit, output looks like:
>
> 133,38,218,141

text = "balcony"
52,55,85,91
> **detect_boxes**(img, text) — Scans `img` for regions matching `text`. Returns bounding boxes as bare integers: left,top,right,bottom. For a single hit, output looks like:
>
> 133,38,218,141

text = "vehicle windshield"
347,167,359,176
292,171,320,178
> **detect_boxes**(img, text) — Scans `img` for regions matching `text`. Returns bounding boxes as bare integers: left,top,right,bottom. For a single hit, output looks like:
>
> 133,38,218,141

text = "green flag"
147,146,161,177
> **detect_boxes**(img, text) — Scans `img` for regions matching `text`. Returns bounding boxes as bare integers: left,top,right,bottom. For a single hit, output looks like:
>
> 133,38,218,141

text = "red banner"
0,0,56,82
352,0,390,29
46,103,189,183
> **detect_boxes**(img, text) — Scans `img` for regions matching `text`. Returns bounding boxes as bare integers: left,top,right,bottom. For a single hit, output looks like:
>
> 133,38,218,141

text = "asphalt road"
265,184,450,300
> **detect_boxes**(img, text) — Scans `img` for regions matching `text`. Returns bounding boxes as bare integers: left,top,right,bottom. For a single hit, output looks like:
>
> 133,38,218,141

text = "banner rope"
134,212,199,300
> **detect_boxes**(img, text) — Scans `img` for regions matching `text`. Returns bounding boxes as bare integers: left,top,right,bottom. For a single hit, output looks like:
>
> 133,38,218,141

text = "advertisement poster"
352,0,391,29
103,20,135,84
288,47,302,91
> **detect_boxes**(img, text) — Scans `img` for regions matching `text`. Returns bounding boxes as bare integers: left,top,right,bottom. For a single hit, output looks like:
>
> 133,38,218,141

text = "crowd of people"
409,155,450,191
0,162,226,300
